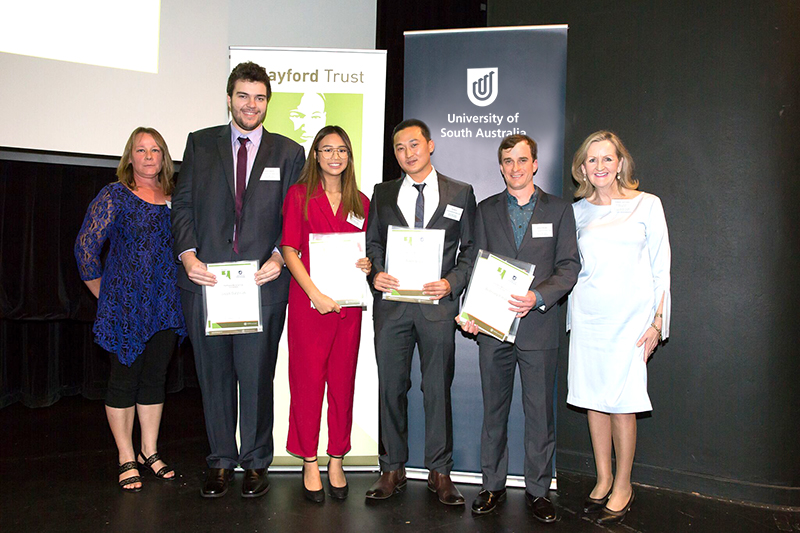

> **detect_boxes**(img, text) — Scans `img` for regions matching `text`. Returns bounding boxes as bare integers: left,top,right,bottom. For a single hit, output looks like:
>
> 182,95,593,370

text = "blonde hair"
571,130,637,198
117,127,175,196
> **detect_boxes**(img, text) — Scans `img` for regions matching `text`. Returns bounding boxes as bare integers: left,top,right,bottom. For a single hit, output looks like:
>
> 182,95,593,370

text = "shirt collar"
230,121,263,146
506,185,539,207
402,166,438,189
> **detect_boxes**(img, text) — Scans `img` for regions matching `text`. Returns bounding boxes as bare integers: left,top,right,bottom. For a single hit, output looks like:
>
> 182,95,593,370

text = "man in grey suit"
365,119,476,505
171,62,304,499
460,135,580,522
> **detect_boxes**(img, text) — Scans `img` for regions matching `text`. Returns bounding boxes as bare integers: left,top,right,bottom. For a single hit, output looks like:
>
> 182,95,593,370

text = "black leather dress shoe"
596,489,635,525
471,489,507,514
201,467,233,498
525,492,557,523
583,487,612,514
241,468,270,498
365,467,406,500
427,471,465,505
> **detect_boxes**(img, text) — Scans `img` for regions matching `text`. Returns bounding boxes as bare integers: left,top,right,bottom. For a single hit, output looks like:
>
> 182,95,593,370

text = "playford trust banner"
402,26,568,484
229,47,387,466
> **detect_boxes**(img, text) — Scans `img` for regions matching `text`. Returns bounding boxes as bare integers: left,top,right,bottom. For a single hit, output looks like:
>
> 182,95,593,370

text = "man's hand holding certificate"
458,250,535,343
203,260,263,336
381,226,446,304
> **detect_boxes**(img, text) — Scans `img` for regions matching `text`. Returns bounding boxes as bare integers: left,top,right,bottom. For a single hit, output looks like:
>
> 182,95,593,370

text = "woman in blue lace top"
75,127,186,492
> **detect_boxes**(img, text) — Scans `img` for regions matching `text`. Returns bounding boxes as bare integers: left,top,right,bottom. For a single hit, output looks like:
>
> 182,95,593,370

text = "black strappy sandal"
138,452,175,480
303,457,325,503
118,461,142,492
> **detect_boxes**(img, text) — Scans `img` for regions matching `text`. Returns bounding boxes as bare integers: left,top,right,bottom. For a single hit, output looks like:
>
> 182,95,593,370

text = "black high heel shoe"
583,486,612,514
303,458,325,503
326,454,349,500
596,489,635,525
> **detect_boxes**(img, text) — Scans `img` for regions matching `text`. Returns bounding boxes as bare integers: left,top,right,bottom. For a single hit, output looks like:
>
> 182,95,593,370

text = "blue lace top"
75,182,186,366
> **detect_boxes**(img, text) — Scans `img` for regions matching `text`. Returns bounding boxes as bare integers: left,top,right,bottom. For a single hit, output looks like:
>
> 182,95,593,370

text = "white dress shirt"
397,167,439,228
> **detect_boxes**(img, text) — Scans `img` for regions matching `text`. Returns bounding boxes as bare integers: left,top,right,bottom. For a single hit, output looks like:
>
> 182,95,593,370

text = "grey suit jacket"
473,187,580,350
171,124,305,303
366,173,477,321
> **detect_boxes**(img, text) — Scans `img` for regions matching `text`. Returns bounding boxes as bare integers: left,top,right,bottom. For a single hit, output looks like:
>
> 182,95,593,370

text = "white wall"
0,0,377,159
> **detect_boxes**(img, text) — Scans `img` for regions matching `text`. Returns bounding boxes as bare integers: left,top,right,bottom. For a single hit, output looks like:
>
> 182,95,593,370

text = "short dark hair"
392,118,431,143
497,134,538,164
227,61,272,101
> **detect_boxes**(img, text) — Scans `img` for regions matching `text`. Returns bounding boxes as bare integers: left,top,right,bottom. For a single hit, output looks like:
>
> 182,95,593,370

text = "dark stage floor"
1,388,796,532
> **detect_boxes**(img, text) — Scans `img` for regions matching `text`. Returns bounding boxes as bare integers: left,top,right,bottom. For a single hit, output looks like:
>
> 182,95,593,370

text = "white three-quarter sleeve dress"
567,192,671,414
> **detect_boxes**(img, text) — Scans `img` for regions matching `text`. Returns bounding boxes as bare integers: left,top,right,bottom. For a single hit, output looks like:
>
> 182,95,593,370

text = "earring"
616,172,621,180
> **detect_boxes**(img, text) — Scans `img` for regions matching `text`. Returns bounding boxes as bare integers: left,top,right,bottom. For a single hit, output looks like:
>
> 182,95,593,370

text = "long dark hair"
296,125,364,220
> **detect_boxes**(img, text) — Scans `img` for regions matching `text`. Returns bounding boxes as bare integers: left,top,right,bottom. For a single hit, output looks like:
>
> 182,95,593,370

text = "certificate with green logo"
383,226,445,305
203,260,263,336
458,250,535,343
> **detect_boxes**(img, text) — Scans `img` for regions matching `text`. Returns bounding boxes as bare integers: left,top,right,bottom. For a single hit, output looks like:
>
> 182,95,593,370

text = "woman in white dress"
567,131,671,525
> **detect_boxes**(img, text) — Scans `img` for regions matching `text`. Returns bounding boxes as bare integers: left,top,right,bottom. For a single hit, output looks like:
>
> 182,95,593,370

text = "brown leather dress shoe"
525,492,557,523
201,467,233,498
427,470,465,506
241,468,270,498
365,467,407,499
471,489,506,514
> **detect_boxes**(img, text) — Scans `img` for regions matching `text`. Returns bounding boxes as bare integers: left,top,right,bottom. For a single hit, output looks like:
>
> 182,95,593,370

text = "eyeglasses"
316,147,349,158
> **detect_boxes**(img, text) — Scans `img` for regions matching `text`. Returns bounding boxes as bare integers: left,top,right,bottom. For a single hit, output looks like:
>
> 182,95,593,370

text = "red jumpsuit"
281,183,370,457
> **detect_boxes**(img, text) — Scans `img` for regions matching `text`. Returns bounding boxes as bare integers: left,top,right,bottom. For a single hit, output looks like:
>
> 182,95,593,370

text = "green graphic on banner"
264,92,364,187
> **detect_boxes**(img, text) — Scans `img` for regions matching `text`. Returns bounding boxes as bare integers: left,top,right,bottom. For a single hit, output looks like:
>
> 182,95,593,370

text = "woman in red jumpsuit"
281,125,371,502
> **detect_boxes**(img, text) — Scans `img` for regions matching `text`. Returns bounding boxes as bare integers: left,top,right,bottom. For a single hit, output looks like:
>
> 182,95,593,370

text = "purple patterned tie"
234,137,249,253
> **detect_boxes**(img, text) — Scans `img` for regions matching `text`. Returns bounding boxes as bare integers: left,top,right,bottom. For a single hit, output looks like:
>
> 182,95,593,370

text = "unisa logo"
467,68,498,107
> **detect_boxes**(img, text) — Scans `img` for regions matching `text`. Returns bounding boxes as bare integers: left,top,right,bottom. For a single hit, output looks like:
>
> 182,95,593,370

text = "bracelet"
654,312,663,319
650,322,662,337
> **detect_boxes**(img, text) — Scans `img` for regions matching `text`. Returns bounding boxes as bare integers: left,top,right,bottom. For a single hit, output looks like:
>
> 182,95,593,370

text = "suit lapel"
310,183,339,232
518,188,548,256
217,125,235,199
493,193,517,252
425,174,448,228
387,179,408,226
243,127,271,208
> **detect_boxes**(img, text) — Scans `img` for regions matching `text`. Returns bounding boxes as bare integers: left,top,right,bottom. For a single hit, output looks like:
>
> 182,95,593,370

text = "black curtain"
0,157,196,409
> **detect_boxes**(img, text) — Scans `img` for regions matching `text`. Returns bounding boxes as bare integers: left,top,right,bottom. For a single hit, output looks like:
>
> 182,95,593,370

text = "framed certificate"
458,250,535,343
203,260,263,336
309,232,368,307
383,225,445,305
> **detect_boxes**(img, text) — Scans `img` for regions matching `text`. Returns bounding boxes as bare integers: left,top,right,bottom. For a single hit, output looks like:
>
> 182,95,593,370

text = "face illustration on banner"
289,92,327,154
467,67,499,107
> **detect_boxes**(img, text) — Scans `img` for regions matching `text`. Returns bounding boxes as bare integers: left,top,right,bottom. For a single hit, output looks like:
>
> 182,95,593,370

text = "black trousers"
106,330,178,408
182,290,286,470
375,303,456,474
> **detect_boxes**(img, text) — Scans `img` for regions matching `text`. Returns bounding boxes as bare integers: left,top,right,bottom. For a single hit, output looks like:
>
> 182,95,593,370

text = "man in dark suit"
460,135,579,522
171,62,304,499
365,119,476,505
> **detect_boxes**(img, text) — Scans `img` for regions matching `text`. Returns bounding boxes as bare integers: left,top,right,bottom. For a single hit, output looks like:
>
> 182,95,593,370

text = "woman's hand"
356,257,372,275
637,326,660,361
311,293,341,315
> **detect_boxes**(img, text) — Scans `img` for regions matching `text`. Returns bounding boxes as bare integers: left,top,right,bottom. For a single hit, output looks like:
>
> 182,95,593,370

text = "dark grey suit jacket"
473,187,580,350
366,173,477,321
171,124,305,304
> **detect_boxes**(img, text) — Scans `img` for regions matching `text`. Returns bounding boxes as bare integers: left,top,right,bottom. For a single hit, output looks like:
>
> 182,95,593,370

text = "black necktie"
413,183,426,228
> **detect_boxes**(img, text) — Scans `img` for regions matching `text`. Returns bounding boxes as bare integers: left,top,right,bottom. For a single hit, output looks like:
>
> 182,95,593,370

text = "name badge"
444,204,463,221
530,223,553,238
347,212,365,229
612,199,634,214
260,167,281,181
